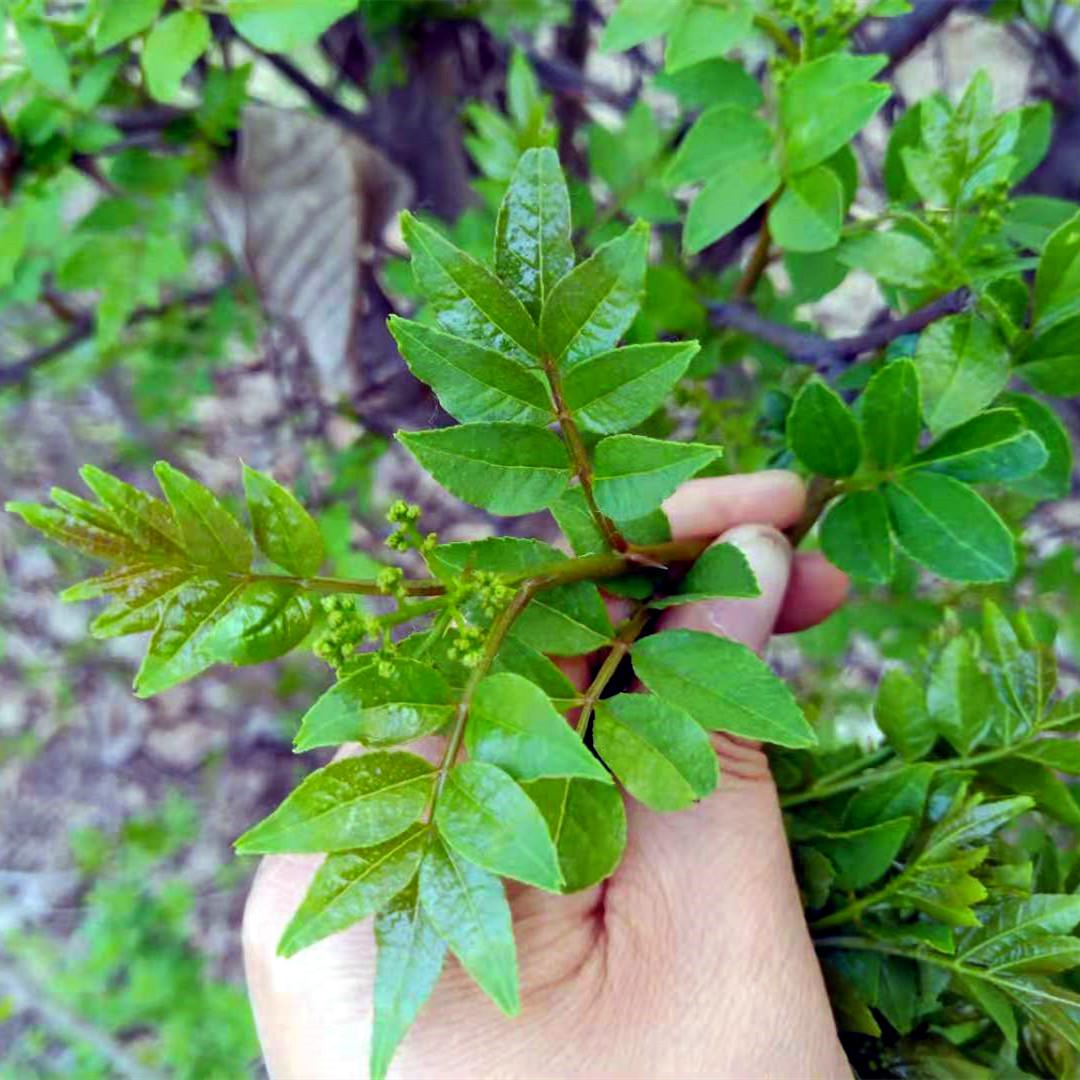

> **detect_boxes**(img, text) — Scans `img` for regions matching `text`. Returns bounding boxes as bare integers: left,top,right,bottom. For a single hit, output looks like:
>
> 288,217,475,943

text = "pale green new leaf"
884,472,1016,582
594,693,717,811
236,752,435,854
837,231,938,289
593,434,721,519
80,465,184,555
769,167,844,253
466,673,611,783
633,628,816,747
96,0,164,51
435,762,563,891
277,825,428,957
684,159,781,255
664,105,775,188
874,668,937,761
228,0,367,53
141,10,210,103
294,659,455,752
599,0,686,52
242,465,324,576
495,147,574,318
418,837,519,1015
927,636,994,754
399,424,570,516
665,0,753,72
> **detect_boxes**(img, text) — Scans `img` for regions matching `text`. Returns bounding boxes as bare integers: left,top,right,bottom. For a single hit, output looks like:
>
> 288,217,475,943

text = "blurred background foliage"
1,0,1080,1075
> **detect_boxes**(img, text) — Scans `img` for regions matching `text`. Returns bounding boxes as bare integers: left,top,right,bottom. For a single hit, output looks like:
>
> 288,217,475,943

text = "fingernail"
659,524,793,654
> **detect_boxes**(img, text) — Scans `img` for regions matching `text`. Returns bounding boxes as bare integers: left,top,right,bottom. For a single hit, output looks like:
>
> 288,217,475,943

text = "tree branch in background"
0,282,235,389
866,0,967,73
709,288,970,368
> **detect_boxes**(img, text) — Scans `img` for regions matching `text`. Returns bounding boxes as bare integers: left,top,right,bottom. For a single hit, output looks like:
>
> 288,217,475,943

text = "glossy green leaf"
141,11,210,103
684,159,781,255
562,342,699,435
999,393,1073,500
540,222,649,370
820,490,894,584
294,659,455,752
435,762,563,891
426,536,561,581
153,461,252,573
401,212,539,366
594,693,717,811
399,423,570,516
495,147,574,318
524,777,627,892
650,541,759,609
370,880,447,1080
665,0,753,72
514,581,614,655
860,359,921,469
228,0,360,52
593,435,721,520
632,628,816,748
200,581,314,665
236,752,435,854
874,668,936,761
769,167,844,253
277,825,428,957
240,465,324,576
6,500,140,563
884,473,1016,583
389,317,552,426
466,673,610,783
80,465,184,555
418,837,519,1015
491,637,579,708
963,895,1080,967
912,409,1048,484
787,379,862,478
1017,315,1080,396
96,0,164,51
914,315,1010,436
983,600,1039,730
780,54,890,173
664,105,775,188
1033,208,1080,328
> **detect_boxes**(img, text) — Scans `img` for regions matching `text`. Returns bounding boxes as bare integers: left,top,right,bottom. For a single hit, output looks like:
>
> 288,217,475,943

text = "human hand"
243,470,852,1079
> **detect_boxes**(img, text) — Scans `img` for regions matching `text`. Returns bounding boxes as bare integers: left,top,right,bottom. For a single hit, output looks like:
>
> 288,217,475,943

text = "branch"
709,288,970,369
0,281,236,389
865,0,967,74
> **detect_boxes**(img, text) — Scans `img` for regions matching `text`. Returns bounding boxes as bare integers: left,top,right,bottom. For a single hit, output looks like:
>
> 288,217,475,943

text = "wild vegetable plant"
6,2,1080,1077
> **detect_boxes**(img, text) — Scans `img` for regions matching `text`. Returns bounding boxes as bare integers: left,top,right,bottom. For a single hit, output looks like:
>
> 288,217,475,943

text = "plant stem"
753,13,799,57
541,352,626,552
732,202,776,301
233,570,446,597
786,476,842,547
575,605,651,736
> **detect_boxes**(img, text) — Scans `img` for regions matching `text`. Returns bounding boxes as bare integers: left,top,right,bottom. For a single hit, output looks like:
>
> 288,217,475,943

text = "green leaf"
684,159,781,255
294,659,455,752
539,222,649,370
820,490,894,584
884,472,1016,583
1017,316,1080,396
914,315,1010,436
200,581,314,665
401,212,539,366
15,18,71,95
600,0,687,51
466,673,611,783
912,409,1048,484
844,764,934,832
235,752,435,854
1016,740,1080,775
780,54,890,173
435,761,563,891
524,777,627,892
277,825,428,958
491,637,579,709
814,818,911,890
389,317,552,426
593,435,721,519
837,231,938,289
956,975,1018,1045
426,536,561,580
241,464,324,576
153,461,252,573
133,576,243,697
518,582,616,655
650,541,760,609
983,600,1039,730
787,379,862,478
927,636,994,755
860,359,921,469
999,393,1073,500
664,105,774,188
653,58,764,111
632,628,816,748
96,0,164,51
562,342,699,435
665,0,753,72
141,10,210,103
418,837,519,1015
227,0,356,51
982,759,1080,827
79,465,184,555
495,147,574,319
962,895,1080,967
1034,209,1080,328
399,424,570,516
6,501,139,563
769,167,844,253
594,693,717,811
874,668,936,761
370,880,447,1080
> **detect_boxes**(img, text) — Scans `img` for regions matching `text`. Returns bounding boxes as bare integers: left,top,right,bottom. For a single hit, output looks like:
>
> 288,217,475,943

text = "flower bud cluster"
313,596,376,670
384,499,437,555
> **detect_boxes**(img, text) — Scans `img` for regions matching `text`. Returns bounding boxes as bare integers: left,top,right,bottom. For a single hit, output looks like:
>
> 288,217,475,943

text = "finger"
662,470,805,540
776,551,850,634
